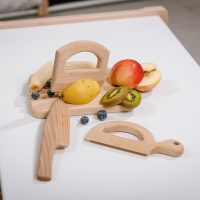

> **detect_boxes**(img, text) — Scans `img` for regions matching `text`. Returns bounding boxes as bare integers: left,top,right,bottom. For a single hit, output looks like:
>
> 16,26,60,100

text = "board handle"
51,40,109,92
37,100,70,181
152,140,184,157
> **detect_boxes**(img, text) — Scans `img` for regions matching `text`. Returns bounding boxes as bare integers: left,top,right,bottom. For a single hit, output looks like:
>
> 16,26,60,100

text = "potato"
62,79,100,104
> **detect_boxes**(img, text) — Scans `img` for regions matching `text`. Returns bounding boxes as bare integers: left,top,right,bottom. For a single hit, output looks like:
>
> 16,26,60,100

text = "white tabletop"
0,16,200,200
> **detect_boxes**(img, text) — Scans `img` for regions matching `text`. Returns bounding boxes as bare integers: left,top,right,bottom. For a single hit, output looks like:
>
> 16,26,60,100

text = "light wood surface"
86,121,184,157
51,40,109,92
29,60,96,92
30,68,131,118
37,99,70,181
0,6,168,30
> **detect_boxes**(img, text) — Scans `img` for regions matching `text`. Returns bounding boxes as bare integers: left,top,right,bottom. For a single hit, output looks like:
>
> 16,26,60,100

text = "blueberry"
31,92,40,100
80,116,89,125
97,110,107,121
44,79,51,88
47,89,55,97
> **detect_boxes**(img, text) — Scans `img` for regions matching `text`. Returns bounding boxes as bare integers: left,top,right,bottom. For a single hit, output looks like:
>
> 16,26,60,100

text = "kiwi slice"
101,87,128,106
121,89,141,109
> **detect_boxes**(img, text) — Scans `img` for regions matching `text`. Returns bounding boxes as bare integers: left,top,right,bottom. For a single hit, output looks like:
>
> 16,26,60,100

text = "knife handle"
51,40,109,92
152,139,184,157
37,100,70,181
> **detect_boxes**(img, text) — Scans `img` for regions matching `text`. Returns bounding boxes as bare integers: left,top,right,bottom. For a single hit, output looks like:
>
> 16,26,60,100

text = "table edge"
0,6,168,29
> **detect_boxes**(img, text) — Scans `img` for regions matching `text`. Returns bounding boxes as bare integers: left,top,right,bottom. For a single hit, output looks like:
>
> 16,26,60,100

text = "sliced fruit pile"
101,87,141,109
110,59,161,91
100,59,161,110
30,59,161,117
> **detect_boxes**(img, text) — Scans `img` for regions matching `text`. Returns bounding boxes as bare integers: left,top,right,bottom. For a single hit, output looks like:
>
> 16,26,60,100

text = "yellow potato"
62,79,100,104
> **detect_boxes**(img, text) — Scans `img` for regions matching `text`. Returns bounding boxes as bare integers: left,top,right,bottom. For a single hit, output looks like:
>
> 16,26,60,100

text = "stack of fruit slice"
101,87,141,109
100,59,161,110
110,59,161,92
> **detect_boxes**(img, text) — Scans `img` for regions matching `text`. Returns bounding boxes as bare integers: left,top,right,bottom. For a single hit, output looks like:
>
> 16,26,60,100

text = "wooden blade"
37,99,70,181
86,121,184,157
86,131,154,155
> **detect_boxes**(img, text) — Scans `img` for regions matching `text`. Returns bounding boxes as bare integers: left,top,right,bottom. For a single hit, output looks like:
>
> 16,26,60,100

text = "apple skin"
110,59,144,88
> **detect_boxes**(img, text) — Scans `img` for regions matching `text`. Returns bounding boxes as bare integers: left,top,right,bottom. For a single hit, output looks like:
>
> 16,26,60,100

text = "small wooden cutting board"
30,72,131,118
29,40,131,119
86,121,184,157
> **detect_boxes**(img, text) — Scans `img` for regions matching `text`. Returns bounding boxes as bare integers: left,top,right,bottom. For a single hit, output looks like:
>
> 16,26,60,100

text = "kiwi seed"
100,87,128,106
121,89,141,109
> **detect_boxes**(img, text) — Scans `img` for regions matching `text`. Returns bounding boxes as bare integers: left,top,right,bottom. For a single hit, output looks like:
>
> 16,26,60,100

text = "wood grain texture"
29,60,96,92
37,99,70,181
86,121,184,157
51,40,109,92
0,6,168,30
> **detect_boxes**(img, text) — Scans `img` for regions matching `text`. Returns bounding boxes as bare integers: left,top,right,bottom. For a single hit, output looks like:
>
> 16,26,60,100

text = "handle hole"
110,132,141,141
173,141,180,145
64,52,97,71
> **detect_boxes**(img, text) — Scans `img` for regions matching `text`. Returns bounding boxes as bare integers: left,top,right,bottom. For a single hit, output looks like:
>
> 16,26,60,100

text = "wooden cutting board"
29,40,131,119
86,121,184,157
30,73,131,118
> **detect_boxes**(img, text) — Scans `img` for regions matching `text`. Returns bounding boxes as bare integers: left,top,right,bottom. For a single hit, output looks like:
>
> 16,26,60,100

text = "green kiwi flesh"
101,87,128,106
122,89,141,109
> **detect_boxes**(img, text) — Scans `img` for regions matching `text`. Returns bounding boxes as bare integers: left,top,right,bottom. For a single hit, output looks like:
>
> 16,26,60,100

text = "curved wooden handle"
51,40,109,92
152,140,184,157
37,100,70,181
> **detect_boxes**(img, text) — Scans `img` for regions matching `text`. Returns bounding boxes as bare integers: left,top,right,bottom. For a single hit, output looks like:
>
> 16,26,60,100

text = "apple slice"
136,63,161,92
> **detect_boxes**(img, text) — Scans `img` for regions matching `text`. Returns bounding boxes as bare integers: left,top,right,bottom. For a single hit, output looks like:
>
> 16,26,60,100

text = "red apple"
110,59,144,88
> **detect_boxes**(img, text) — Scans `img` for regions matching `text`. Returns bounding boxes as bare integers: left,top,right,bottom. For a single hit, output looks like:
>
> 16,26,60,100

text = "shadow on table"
0,81,37,131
